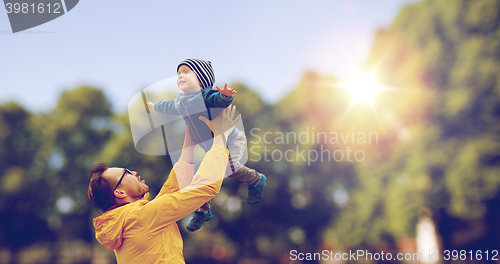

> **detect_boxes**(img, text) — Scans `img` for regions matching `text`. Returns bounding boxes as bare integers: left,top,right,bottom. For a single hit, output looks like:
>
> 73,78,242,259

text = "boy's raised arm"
146,99,179,115
205,84,236,108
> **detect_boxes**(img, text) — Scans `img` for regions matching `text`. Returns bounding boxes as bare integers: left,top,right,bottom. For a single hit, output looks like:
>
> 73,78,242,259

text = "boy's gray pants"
200,130,261,212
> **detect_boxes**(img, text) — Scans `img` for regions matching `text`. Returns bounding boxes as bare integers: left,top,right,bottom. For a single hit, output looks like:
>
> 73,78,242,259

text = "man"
87,105,241,263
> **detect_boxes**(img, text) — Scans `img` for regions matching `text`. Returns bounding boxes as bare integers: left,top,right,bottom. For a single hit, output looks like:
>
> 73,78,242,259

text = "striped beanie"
177,58,215,89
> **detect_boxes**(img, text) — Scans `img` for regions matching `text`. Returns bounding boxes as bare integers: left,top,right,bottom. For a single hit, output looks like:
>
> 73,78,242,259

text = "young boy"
146,58,266,232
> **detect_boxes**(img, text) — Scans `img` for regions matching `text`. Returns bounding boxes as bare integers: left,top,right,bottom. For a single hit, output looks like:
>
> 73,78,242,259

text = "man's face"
177,65,202,94
104,167,149,200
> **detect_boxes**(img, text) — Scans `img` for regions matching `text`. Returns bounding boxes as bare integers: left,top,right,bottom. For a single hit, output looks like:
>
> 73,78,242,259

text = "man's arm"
156,125,196,197
141,144,228,233
139,105,240,233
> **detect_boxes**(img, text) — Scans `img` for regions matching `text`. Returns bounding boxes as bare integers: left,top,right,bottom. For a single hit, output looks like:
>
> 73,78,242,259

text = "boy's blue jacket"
154,87,239,152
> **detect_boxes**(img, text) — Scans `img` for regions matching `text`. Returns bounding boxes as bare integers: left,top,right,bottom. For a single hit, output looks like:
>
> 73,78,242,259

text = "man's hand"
145,102,154,110
216,84,237,97
199,105,240,141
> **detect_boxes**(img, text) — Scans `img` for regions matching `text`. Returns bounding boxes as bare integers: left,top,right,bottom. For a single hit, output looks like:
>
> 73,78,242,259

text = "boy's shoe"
186,211,212,232
247,174,266,204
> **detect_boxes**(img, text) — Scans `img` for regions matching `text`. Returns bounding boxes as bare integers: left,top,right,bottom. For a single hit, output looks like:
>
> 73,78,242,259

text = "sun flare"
332,72,391,129
344,74,384,103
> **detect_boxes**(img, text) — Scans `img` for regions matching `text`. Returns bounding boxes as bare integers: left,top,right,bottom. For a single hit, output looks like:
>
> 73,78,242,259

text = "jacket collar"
105,192,150,212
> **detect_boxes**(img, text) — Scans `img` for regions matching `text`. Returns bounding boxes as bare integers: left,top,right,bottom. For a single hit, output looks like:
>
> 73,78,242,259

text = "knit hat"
177,58,215,89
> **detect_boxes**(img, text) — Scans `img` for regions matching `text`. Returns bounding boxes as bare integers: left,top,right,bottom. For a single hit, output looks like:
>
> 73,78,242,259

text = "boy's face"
177,65,202,94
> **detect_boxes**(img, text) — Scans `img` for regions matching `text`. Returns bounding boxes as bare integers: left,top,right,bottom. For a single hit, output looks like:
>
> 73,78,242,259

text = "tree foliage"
1,1,499,262
326,0,500,254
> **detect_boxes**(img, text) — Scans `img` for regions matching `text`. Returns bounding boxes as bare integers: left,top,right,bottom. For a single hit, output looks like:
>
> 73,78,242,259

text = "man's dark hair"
88,164,116,213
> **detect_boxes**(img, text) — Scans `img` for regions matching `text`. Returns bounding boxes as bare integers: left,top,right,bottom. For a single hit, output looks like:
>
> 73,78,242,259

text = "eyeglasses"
114,169,132,191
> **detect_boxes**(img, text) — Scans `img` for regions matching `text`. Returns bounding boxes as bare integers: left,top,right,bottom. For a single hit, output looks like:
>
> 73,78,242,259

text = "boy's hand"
216,84,237,97
145,102,154,110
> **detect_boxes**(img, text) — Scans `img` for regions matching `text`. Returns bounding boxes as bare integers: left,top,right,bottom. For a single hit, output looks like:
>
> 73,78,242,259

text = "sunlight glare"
347,74,383,103
332,73,388,129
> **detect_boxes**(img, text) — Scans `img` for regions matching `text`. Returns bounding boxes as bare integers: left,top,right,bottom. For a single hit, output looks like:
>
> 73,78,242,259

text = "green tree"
326,0,500,256
0,102,54,264
0,86,117,263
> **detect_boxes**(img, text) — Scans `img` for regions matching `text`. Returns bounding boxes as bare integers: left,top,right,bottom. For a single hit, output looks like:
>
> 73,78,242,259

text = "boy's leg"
229,166,266,204
225,131,266,204
186,200,212,232
224,130,247,176
199,200,211,213
228,165,261,185
225,131,262,184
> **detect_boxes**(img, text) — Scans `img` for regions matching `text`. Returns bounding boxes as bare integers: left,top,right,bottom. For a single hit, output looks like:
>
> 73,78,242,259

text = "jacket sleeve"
139,144,229,233
156,158,195,196
204,90,233,108
154,100,179,115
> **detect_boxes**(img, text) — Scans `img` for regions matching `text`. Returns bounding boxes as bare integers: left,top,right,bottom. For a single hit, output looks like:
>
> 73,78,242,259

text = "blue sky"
1,0,417,114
